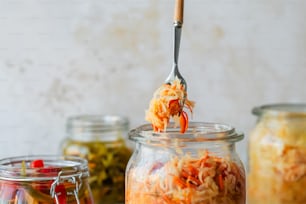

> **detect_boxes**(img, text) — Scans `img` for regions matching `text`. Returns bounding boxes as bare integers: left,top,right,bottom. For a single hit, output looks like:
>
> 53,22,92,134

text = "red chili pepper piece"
169,99,181,116
30,159,44,168
38,167,62,178
55,184,67,204
38,166,60,173
180,111,188,133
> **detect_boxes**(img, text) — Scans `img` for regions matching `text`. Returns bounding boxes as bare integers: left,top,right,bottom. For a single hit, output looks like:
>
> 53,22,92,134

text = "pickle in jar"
62,138,132,204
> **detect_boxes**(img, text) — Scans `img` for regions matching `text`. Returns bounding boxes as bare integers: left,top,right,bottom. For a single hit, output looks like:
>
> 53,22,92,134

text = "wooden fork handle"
174,0,184,25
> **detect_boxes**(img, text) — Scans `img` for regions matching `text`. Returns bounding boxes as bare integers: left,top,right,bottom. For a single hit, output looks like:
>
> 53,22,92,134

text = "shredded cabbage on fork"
145,78,195,132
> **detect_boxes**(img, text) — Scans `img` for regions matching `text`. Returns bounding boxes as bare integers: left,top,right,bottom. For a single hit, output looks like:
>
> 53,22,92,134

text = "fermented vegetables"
126,122,246,204
62,139,132,204
61,115,132,204
126,150,245,204
0,156,93,204
146,77,195,133
127,152,245,204
248,104,306,204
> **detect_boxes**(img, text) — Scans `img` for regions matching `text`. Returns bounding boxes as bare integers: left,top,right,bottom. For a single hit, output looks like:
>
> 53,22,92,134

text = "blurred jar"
126,122,246,204
248,104,306,204
61,115,132,204
0,155,93,204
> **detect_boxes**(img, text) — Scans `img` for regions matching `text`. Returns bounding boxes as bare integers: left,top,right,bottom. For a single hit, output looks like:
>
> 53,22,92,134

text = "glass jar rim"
67,114,129,133
252,103,306,117
129,122,244,144
0,155,89,181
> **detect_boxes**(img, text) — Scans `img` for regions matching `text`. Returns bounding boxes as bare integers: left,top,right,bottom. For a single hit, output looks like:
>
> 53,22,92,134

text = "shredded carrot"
162,194,172,204
181,169,201,186
173,176,187,188
218,174,224,191
186,165,199,176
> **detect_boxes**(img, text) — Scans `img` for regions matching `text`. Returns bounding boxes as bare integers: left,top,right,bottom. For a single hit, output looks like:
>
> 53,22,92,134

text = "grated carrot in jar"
126,151,245,204
145,77,195,133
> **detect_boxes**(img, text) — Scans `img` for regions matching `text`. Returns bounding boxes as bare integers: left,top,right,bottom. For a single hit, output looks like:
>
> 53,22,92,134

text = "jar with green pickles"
61,115,132,204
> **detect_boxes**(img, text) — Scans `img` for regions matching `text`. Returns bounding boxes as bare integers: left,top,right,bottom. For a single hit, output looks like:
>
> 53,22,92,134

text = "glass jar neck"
252,104,306,147
129,122,243,150
0,155,89,181
253,103,306,121
66,115,129,142
135,140,237,158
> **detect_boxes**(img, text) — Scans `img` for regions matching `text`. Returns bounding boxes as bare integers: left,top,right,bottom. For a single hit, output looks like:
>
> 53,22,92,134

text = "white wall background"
0,0,305,164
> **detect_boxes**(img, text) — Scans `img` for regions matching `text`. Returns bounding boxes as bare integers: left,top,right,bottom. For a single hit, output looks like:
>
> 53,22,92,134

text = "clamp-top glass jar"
126,122,246,204
0,155,93,203
248,103,306,204
61,115,132,204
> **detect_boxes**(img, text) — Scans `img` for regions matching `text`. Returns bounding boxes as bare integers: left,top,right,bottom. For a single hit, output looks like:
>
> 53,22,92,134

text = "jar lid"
253,103,306,117
129,122,244,145
0,155,89,181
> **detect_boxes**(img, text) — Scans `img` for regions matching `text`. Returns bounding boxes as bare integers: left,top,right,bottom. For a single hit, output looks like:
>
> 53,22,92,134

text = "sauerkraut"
145,77,195,133
126,151,245,204
248,106,306,204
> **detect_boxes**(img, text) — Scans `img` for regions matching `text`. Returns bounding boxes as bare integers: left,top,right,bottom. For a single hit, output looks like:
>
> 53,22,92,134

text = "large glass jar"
126,122,246,204
61,115,132,204
0,155,93,203
248,103,306,204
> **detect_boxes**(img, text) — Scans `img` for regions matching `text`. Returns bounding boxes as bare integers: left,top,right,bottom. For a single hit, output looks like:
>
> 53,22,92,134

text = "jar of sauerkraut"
61,115,132,204
126,122,246,204
0,155,93,204
248,103,306,204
